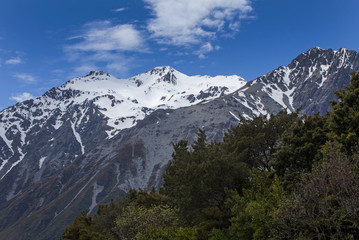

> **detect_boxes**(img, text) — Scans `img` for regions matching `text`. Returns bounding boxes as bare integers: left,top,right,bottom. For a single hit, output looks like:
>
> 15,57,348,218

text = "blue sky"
0,0,358,110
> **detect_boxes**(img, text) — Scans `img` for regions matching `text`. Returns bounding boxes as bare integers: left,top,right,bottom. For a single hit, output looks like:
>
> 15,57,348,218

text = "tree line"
62,72,359,240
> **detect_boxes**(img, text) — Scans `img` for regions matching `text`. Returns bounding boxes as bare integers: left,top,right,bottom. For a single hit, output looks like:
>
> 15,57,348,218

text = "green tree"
163,130,248,232
274,143,359,239
62,210,105,240
223,111,299,170
140,226,196,240
225,170,285,240
328,72,359,154
61,189,165,240
113,204,179,240
271,113,329,186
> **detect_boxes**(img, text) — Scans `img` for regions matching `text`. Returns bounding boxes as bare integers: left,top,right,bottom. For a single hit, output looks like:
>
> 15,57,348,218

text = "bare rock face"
0,48,358,239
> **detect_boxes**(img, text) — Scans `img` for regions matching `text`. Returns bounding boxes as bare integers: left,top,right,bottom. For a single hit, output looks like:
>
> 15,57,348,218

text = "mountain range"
0,47,358,239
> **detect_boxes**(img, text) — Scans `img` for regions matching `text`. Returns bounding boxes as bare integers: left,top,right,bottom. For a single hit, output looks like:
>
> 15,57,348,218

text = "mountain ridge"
0,65,246,181
0,47,358,239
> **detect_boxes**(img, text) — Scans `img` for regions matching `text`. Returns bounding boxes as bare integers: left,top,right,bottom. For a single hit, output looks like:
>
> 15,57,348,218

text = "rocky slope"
231,47,359,117
0,47,358,239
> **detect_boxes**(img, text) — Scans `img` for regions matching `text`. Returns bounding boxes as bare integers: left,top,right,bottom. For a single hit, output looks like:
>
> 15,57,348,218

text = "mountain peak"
149,66,175,75
242,47,359,116
301,47,353,59
147,66,179,84
311,46,324,51
86,70,111,77
62,71,114,88
129,66,181,86
301,46,326,57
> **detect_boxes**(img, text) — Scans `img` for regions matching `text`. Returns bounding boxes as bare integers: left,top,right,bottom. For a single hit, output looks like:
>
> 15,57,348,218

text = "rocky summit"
0,47,358,239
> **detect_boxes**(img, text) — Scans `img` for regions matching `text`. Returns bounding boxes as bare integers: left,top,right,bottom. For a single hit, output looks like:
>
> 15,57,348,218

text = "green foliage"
89,199,124,238
62,210,105,240
163,129,248,231
328,72,359,154
223,110,299,170
113,204,179,240
133,188,170,208
225,170,285,240
274,143,359,239
140,227,196,240
62,190,175,240
271,113,329,187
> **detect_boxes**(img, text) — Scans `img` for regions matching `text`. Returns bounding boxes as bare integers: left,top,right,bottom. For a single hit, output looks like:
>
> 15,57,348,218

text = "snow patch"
71,121,85,154
281,67,291,85
317,64,330,87
53,119,63,130
0,128,14,156
229,111,240,121
39,156,46,169
241,113,251,120
88,182,104,214
1,148,26,180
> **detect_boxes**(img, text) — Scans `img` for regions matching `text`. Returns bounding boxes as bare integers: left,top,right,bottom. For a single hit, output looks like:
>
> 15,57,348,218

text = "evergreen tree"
328,72,359,154
274,143,359,239
113,204,179,240
62,210,104,240
163,129,248,234
225,170,285,240
271,113,328,181
223,110,298,170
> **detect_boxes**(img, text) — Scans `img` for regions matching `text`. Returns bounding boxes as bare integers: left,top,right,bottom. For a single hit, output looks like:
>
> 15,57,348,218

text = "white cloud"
13,73,37,84
113,7,127,12
144,0,252,46
66,21,144,52
65,21,144,78
196,42,221,59
197,42,214,59
72,64,99,76
5,57,23,65
10,92,35,102
68,51,134,78
62,1,253,76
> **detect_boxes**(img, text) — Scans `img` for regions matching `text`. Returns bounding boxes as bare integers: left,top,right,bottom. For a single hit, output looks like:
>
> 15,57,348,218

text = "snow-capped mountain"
61,66,245,136
0,66,245,181
0,48,358,240
229,47,359,118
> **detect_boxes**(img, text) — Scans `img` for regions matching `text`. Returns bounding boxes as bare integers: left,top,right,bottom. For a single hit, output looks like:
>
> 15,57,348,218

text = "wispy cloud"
10,92,35,102
72,64,98,77
13,73,37,84
113,7,127,12
196,42,221,59
66,21,144,52
65,21,145,77
6,57,23,65
67,51,135,78
144,0,252,47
